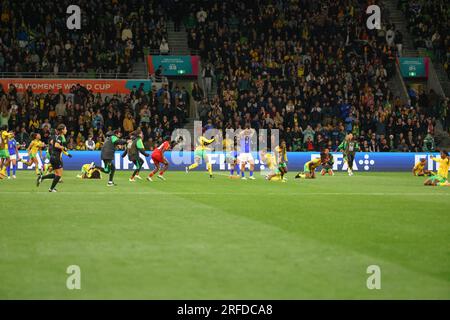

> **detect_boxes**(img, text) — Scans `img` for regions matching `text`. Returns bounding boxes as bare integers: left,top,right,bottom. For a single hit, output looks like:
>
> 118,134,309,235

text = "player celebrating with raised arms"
185,135,215,178
20,133,45,175
238,124,256,180
95,129,128,186
424,150,450,186
7,132,19,179
122,129,149,182
337,133,360,176
0,126,14,179
37,124,72,192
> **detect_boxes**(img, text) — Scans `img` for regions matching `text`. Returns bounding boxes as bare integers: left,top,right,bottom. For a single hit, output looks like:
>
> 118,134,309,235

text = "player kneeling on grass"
320,148,334,176
122,129,149,182
412,158,432,176
77,162,101,179
295,157,321,179
424,150,450,186
260,148,283,182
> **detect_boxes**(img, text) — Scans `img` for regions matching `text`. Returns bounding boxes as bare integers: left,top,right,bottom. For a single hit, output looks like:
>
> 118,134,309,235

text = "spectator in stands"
160,38,169,55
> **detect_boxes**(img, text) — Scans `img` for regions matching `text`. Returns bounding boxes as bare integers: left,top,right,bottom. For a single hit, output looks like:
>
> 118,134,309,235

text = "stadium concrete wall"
15,151,447,172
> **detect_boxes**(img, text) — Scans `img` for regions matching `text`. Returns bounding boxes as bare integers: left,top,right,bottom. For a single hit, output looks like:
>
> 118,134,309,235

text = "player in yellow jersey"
185,135,215,178
412,158,431,176
20,133,45,175
0,126,14,179
260,148,284,182
424,150,450,186
77,162,101,179
274,140,288,181
294,157,322,179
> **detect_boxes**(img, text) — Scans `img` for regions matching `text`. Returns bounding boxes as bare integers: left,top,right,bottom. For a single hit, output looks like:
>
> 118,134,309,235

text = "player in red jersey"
147,137,182,181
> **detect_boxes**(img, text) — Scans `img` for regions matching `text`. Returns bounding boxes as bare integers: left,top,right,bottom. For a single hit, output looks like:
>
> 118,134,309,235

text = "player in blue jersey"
238,124,256,180
227,142,240,179
7,133,19,179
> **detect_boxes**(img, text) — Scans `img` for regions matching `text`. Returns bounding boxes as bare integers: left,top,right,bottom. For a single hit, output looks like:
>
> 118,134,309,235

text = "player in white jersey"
238,124,256,180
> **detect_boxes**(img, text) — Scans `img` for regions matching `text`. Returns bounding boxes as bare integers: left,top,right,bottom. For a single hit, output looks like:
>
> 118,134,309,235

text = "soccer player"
295,157,322,179
337,133,360,176
37,124,72,192
260,148,283,182
20,133,45,175
238,124,256,180
96,130,127,186
147,139,172,181
227,143,240,179
7,132,19,179
274,140,288,180
320,148,334,176
185,135,215,178
412,158,432,176
0,126,14,179
77,162,101,179
122,129,149,182
424,150,450,186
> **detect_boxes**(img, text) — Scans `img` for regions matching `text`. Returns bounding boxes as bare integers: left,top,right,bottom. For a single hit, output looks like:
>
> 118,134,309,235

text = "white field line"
0,192,448,196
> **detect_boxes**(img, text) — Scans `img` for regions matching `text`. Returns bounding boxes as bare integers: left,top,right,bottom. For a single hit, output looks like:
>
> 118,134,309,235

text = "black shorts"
131,158,144,170
50,157,63,170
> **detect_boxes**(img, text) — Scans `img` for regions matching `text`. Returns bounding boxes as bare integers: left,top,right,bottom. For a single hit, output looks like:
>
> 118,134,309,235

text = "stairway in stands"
167,21,190,55
130,59,148,79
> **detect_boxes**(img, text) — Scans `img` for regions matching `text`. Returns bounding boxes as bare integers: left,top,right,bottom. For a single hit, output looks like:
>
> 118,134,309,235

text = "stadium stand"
0,0,448,152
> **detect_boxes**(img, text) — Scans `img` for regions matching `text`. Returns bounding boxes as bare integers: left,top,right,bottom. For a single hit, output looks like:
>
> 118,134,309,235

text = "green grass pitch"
0,170,449,299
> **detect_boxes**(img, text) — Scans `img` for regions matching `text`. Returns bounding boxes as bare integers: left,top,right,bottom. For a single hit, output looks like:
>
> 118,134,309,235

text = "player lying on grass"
0,126,14,179
274,141,288,181
147,137,181,181
20,133,45,175
294,157,322,179
412,158,432,176
77,162,101,179
424,150,450,186
186,135,215,178
122,129,149,182
320,148,334,176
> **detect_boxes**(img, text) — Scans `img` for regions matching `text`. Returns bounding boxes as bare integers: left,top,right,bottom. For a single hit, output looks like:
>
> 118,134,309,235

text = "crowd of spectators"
0,0,169,75
399,0,450,77
0,82,189,151
184,0,446,152
0,0,448,153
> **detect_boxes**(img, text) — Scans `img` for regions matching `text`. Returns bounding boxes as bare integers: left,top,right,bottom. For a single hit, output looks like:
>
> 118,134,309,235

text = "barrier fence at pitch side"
13,151,447,172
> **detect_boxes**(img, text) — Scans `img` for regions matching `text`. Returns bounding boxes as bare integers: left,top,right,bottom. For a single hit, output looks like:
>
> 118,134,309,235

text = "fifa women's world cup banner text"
15,151,448,172
0,78,152,94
